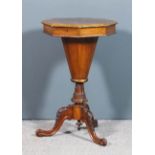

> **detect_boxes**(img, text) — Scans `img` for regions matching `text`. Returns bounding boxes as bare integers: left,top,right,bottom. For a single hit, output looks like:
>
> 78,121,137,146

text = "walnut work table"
36,18,117,146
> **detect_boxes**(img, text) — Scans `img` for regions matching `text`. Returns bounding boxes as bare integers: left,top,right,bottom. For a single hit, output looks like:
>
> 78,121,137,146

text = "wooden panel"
62,37,98,82
43,25,116,38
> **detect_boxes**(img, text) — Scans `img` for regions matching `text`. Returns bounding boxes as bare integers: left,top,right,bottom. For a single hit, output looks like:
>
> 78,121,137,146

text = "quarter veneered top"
42,18,117,28
42,18,117,37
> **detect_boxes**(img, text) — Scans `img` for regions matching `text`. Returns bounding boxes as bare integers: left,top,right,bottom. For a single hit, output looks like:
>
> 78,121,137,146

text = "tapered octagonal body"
62,37,97,82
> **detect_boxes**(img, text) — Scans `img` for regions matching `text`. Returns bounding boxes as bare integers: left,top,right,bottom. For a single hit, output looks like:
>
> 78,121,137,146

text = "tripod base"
36,103,107,146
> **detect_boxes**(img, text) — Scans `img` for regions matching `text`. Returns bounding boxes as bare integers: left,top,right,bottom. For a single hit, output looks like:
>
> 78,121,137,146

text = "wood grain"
36,18,117,146
42,18,117,28
62,37,97,83
42,18,117,37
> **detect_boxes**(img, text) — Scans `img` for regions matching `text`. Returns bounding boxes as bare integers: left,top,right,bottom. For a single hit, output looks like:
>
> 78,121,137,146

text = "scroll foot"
36,106,72,137
82,108,107,146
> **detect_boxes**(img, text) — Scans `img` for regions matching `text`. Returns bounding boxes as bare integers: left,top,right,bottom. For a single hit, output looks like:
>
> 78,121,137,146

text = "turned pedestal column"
36,18,117,146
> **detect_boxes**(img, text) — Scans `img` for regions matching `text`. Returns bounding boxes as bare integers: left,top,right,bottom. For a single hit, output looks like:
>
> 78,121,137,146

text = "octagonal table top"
42,18,117,28
42,18,117,37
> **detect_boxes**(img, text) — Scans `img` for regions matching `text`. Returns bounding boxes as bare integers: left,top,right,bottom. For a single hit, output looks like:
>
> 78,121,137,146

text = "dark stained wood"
36,18,117,146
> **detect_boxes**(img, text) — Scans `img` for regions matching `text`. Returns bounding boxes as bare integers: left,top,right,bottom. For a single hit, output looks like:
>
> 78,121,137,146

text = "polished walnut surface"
42,18,117,37
42,18,117,28
36,18,117,146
